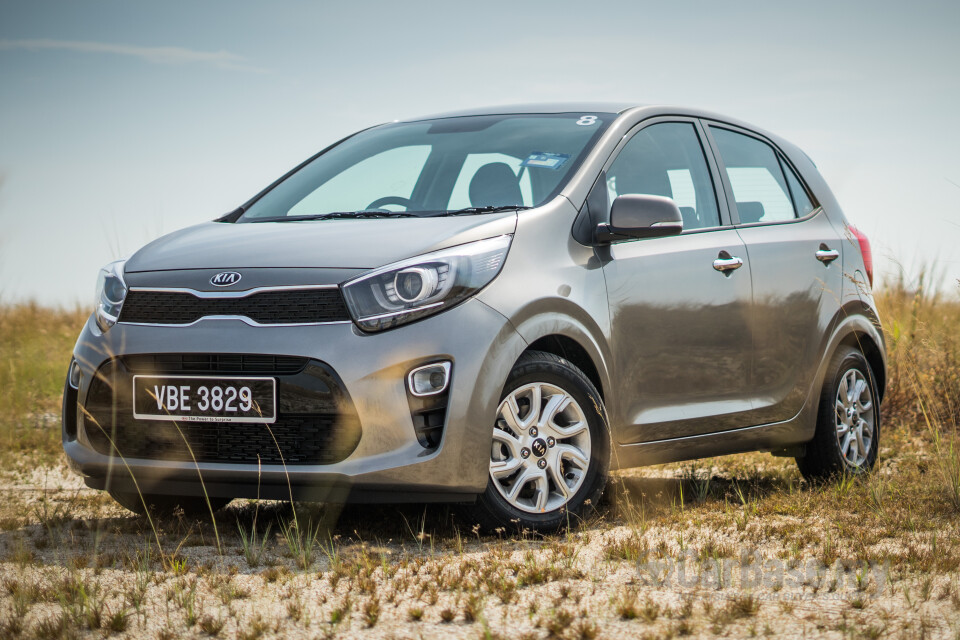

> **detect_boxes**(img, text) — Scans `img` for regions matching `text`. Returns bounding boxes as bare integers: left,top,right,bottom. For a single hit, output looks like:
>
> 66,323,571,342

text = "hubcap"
489,382,591,514
835,368,874,468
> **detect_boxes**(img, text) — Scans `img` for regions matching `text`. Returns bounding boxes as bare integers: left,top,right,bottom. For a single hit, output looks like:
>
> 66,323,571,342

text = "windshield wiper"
248,211,420,223
430,205,532,217
246,206,529,223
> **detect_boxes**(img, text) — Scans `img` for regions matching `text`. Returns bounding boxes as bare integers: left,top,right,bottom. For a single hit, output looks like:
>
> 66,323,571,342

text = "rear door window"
710,127,800,224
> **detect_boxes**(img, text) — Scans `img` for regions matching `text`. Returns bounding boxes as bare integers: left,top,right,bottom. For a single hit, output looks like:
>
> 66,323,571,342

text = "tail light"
848,225,873,287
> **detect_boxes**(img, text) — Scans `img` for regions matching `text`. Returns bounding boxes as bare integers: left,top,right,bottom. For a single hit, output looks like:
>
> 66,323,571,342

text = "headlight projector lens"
394,267,437,303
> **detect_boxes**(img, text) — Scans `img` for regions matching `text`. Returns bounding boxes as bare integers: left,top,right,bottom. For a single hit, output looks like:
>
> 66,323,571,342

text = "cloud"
0,38,265,72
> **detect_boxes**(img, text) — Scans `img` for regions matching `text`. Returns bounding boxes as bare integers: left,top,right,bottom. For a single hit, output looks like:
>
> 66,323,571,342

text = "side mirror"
594,194,683,243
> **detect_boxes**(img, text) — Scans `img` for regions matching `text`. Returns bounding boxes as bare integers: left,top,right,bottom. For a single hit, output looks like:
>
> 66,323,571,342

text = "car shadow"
0,469,797,572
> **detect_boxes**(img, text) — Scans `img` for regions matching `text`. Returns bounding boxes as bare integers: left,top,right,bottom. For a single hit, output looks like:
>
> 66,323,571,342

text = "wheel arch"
524,334,605,401
836,330,886,401
826,301,887,402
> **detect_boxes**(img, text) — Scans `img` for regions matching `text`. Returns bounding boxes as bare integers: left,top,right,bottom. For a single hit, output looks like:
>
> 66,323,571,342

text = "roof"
390,103,796,166
401,102,641,121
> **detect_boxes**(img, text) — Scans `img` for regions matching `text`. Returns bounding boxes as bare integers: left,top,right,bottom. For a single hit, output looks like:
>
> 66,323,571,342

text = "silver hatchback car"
63,103,885,530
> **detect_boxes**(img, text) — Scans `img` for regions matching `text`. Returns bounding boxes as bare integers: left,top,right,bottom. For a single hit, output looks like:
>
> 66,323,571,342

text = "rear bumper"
63,298,525,502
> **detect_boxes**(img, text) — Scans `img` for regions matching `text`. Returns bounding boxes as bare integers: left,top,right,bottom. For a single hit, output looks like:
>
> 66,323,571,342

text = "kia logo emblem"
210,272,242,287
531,438,547,457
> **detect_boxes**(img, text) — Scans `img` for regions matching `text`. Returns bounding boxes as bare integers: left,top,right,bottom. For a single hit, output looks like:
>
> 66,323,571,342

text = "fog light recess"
69,360,82,389
407,361,451,397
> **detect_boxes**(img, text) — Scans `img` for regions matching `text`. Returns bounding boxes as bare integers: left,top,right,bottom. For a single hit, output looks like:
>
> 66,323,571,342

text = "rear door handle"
816,246,839,263
713,254,744,272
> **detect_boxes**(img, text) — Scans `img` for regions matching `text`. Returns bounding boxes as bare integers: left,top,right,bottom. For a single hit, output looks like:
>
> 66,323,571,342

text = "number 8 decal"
576,115,597,126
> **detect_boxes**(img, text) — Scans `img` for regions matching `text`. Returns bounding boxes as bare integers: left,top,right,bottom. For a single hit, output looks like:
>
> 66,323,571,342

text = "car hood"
125,212,519,273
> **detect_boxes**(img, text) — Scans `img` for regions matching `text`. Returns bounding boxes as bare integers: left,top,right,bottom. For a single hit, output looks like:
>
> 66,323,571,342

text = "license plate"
132,375,276,423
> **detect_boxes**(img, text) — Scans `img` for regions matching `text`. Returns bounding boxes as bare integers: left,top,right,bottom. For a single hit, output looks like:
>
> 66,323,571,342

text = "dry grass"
0,303,87,467
0,279,959,638
879,272,960,432
878,274,960,513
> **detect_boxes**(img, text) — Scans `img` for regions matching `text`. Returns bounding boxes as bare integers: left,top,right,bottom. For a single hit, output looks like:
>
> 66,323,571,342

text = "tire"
796,346,880,481
109,489,231,518
465,350,610,532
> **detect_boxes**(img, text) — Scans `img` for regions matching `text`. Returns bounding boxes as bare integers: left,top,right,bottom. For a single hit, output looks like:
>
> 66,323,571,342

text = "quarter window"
781,159,815,217
710,127,814,223
605,122,720,231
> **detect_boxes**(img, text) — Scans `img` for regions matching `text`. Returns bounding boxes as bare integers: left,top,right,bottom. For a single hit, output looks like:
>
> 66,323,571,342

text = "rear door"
705,123,844,425
598,119,756,443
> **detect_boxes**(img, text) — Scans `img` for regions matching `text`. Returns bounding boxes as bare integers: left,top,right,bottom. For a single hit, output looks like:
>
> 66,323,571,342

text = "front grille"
86,416,350,465
83,356,361,465
118,288,350,325
121,354,308,375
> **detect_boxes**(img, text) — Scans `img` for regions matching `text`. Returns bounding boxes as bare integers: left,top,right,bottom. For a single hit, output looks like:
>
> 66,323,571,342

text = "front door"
599,121,756,443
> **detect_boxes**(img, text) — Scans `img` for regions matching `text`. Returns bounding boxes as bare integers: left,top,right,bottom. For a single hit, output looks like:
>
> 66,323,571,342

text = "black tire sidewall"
473,352,610,531
806,348,881,478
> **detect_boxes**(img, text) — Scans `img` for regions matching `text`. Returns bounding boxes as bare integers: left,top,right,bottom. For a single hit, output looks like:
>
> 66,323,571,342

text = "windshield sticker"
522,152,570,171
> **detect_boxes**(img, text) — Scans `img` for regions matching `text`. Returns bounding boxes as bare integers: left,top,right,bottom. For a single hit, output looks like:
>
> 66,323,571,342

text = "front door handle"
713,253,744,272
816,245,840,264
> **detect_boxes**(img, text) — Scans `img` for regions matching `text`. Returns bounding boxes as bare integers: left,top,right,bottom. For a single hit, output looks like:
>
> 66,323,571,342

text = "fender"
820,300,887,393
793,305,887,443
508,301,613,401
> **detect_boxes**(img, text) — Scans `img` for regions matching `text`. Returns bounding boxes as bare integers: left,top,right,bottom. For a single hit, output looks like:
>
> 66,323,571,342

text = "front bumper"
63,298,524,503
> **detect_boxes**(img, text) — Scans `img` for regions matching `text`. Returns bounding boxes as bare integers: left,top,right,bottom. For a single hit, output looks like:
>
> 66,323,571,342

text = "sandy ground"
0,454,957,639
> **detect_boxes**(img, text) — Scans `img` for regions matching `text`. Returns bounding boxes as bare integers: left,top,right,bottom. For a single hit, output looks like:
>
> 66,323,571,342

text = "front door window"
605,122,721,231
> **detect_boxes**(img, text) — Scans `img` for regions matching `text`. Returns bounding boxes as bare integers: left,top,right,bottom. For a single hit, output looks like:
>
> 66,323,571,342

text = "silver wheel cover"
489,382,592,514
835,368,875,468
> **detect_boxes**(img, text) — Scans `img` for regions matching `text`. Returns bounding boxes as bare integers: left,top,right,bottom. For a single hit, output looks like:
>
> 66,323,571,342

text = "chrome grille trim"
127,284,339,299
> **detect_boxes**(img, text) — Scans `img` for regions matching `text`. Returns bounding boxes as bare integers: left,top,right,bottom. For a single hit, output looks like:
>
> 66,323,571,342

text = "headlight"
94,260,127,332
342,235,512,332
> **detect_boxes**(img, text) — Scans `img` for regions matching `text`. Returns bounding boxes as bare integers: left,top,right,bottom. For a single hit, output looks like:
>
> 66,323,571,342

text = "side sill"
611,417,811,470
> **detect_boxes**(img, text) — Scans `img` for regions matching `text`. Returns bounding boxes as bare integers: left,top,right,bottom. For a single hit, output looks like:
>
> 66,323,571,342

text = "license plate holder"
132,375,276,423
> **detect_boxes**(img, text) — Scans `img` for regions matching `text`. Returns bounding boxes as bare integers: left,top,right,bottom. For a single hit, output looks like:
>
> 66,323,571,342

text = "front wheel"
466,351,609,532
796,346,880,481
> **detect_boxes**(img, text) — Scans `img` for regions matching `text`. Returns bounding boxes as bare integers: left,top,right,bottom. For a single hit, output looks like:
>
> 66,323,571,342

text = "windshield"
237,113,614,221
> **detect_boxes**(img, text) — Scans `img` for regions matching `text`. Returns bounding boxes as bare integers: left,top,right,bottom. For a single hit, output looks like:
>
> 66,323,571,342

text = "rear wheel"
466,351,609,532
796,346,880,480
109,489,231,518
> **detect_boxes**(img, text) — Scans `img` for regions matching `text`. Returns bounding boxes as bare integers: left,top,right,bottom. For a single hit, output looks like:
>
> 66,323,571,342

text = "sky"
1,0,959,306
